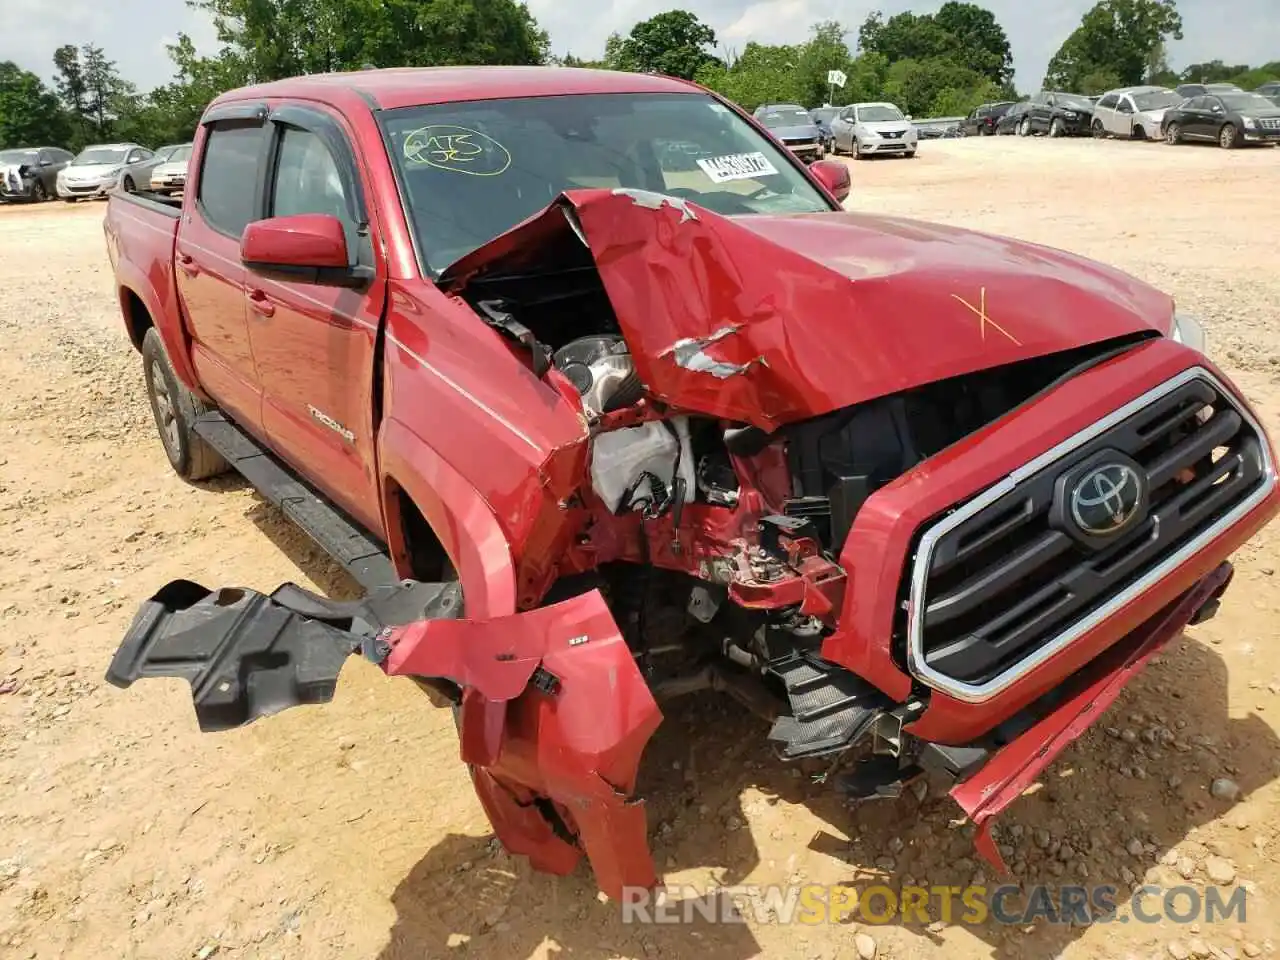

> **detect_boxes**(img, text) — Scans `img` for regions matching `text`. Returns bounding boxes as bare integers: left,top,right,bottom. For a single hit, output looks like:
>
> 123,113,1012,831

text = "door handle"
247,289,275,318
176,252,198,277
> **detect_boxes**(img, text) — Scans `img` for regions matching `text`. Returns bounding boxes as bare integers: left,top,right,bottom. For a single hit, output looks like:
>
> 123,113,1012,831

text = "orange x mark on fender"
950,287,1022,346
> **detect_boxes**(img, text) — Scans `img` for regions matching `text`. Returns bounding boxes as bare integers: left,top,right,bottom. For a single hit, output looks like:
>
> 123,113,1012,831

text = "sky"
2,0,1275,98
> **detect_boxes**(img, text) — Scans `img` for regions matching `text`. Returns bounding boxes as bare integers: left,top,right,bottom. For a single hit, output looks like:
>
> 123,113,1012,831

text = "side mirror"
39,159,52,167
241,214,365,285
810,159,851,203
905,114,913,121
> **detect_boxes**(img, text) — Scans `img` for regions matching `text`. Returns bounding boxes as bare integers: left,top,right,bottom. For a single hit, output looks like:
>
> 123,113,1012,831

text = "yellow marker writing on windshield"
403,125,511,176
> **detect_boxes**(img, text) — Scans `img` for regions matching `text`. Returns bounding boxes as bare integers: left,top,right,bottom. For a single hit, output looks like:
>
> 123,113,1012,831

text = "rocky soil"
1,137,1279,960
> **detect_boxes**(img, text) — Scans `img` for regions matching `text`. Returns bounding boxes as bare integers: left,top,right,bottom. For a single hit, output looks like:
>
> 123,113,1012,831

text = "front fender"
379,416,518,619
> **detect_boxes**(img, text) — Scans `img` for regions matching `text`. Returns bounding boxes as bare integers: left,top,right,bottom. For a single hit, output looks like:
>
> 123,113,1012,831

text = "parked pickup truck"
103,66,1278,899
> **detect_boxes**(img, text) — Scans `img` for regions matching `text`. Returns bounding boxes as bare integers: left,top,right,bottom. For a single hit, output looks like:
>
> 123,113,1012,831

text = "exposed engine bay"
449,217,1163,773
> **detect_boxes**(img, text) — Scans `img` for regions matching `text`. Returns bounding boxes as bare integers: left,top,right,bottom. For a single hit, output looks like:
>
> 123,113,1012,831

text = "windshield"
759,108,812,128
73,147,128,165
0,150,38,165
1055,94,1093,109
164,145,193,163
810,108,838,123
1133,91,1182,111
379,92,832,275
1220,93,1276,112
856,105,904,123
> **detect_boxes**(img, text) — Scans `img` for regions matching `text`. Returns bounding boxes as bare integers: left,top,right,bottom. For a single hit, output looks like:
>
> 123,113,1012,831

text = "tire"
853,138,868,159
1131,123,1146,140
1166,122,1182,145
62,197,77,203
1049,117,1064,138
122,176,136,193
141,328,229,481
1018,117,1032,137
1091,119,1105,139
30,181,47,202
905,148,918,158
1219,124,1239,149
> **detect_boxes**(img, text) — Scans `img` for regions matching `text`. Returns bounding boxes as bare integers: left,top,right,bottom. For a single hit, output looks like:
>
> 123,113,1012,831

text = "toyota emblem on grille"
1070,463,1142,535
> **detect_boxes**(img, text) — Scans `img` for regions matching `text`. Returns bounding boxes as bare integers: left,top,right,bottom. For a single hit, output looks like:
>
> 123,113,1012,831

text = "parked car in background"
830,102,918,158
1175,82,1243,98
1092,87,1184,139
1162,91,1280,148
994,101,1032,134
1020,91,1095,137
960,101,1015,136
1256,81,1280,106
56,143,160,201
149,143,194,195
809,106,839,151
0,146,73,202
755,104,825,162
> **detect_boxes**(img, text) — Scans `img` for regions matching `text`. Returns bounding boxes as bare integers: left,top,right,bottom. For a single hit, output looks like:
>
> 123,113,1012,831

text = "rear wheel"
1166,122,1182,144
141,328,229,481
1219,124,1239,149
30,181,47,202
122,175,136,193
1018,117,1032,137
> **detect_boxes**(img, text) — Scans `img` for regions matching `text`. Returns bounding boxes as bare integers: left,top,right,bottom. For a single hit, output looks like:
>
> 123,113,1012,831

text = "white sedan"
829,102,919,159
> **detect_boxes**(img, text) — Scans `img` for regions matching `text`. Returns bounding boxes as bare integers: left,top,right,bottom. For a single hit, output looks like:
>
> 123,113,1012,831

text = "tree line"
1,0,1277,152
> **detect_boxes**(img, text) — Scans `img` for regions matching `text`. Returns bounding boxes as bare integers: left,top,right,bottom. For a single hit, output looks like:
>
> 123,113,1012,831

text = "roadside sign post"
827,68,847,107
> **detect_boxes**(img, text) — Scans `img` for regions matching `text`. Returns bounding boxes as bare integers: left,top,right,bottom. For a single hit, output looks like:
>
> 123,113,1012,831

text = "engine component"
591,421,678,514
553,335,642,417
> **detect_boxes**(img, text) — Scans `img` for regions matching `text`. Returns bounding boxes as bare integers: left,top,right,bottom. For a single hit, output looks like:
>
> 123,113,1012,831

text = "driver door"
832,107,855,151
245,103,388,534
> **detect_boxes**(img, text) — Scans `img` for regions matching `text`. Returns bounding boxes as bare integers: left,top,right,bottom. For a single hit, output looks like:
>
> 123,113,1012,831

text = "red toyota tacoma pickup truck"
103,66,1278,898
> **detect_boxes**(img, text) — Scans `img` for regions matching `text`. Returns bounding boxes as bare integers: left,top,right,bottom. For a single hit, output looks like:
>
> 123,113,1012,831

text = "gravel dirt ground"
1,136,1279,960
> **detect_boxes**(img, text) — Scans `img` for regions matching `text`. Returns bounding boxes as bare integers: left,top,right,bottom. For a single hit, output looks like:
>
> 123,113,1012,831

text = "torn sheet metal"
441,189,1171,430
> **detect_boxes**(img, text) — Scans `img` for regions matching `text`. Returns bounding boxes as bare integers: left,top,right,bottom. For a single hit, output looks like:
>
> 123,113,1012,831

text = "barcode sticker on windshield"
697,152,779,183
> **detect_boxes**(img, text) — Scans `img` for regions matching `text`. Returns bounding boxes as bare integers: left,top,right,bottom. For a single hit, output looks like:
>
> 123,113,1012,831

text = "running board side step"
193,411,398,591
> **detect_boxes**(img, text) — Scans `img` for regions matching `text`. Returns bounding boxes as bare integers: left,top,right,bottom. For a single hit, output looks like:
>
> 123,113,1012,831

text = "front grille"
1261,119,1280,130
784,138,817,146
908,370,1270,700
881,131,904,140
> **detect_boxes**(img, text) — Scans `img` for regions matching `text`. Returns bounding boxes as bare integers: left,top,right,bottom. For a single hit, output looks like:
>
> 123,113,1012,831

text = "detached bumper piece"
108,580,662,899
106,578,461,731
945,562,1234,874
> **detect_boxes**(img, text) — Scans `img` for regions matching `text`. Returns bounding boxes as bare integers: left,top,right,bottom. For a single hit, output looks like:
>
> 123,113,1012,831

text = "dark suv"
1019,91,1096,137
959,101,1016,136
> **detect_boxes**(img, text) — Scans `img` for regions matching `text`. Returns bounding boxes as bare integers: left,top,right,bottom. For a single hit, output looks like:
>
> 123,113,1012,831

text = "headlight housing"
1171,310,1207,354
1243,116,1257,129
1063,110,1078,118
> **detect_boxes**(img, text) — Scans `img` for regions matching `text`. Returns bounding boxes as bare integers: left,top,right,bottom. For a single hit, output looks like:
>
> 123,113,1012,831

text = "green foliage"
1044,0,1182,91
190,0,547,81
882,57,997,116
609,10,719,80
858,3,1012,86
0,61,71,149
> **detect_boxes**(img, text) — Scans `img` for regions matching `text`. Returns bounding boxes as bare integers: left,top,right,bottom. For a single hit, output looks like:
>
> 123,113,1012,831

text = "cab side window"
1097,94,1119,110
198,122,264,237
269,126,351,226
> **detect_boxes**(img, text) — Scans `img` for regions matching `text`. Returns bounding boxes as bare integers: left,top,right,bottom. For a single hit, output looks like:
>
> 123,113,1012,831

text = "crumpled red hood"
441,188,1173,429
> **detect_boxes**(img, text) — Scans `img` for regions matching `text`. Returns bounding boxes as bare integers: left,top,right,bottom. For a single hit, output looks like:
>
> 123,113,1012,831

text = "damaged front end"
110,188,1279,896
